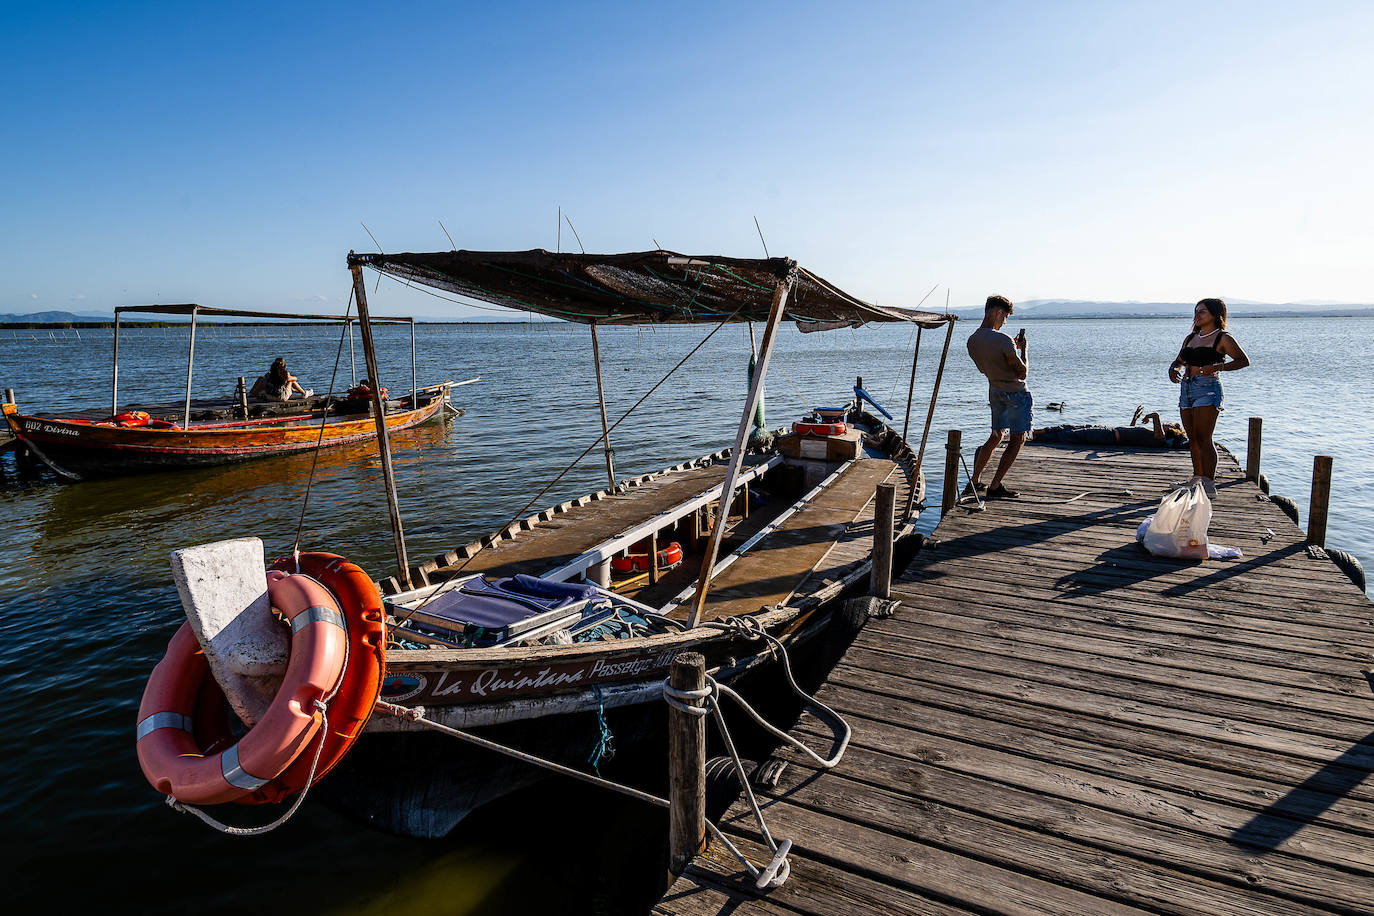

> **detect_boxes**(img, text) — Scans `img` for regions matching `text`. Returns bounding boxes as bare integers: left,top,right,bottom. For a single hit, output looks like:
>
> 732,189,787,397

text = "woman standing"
1167,298,1250,497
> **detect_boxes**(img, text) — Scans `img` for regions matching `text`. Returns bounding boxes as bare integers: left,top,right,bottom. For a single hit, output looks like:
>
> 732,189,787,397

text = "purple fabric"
419,575,596,629
510,574,601,602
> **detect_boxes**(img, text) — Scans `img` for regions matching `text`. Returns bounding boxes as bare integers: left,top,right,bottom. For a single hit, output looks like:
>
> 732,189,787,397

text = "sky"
3,0,1371,317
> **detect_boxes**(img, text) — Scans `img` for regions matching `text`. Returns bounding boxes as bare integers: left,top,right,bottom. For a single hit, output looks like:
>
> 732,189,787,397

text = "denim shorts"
989,389,1033,434
1179,375,1224,411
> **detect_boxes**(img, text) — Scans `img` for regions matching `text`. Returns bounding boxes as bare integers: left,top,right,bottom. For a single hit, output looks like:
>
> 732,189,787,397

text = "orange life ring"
611,541,683,573
793,420,846,436
114,410,152,427
264,553,386,799
136,571,354,806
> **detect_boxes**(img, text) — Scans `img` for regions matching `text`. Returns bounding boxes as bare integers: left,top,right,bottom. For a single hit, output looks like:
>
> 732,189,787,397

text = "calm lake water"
2,315,1369,912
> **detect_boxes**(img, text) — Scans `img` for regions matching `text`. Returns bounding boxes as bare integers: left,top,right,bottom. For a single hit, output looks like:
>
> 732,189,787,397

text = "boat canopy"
347,250,953,330
114,304,413,323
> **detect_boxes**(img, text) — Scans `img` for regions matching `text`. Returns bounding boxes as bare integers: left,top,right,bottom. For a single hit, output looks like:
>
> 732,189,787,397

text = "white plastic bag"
1141,481,1211,559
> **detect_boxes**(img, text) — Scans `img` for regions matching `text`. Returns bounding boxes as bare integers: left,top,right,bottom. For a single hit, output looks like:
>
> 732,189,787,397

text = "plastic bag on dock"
1140,481,1211,559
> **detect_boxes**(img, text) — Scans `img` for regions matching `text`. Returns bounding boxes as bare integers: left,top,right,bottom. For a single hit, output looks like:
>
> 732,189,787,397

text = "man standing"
965,295,1031,499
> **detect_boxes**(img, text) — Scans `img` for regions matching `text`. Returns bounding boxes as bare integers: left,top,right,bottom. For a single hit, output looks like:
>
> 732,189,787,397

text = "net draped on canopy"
347,249,953,330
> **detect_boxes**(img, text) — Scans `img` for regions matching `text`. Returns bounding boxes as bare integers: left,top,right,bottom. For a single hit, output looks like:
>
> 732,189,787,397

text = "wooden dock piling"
941,429,961,514
1307,454,1333,546
667,652,707,884
1246,417,1262,482
871,482,895,599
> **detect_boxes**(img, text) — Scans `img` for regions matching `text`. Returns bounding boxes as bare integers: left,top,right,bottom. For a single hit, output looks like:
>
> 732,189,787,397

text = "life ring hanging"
136,562,385,807
611,541,684,574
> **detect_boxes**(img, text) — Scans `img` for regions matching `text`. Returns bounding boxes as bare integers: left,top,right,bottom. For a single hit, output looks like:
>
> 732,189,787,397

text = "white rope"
166,700,331,837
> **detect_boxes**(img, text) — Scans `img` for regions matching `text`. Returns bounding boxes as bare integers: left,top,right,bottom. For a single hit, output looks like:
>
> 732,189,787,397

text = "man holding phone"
964,295,1031,499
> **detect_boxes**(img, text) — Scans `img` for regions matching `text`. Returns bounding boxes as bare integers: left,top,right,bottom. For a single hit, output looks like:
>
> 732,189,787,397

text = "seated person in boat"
249,357,310,402
1033,408,1188,448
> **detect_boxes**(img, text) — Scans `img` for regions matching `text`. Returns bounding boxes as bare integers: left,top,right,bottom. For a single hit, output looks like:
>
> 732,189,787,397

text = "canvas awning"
347,249,952,329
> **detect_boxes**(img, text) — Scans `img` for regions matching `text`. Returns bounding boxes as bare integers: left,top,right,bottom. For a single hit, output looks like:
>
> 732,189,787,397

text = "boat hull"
3,388,450,477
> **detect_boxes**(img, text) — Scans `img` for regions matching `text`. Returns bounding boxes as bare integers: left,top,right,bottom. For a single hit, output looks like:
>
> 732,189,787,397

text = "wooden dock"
656,440,1374,915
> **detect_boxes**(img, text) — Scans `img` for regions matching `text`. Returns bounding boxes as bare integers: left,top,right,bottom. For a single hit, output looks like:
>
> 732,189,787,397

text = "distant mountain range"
945,299,1374,320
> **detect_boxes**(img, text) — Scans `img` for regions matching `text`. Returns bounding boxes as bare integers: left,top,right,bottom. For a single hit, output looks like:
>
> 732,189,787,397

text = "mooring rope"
391,302,747,628
376,617,847,889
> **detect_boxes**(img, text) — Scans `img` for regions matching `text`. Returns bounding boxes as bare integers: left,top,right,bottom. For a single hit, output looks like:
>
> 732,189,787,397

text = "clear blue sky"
3,0,1370,317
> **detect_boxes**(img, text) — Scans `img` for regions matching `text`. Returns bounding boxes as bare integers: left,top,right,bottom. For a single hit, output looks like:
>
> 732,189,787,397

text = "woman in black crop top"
1166,298,1251,496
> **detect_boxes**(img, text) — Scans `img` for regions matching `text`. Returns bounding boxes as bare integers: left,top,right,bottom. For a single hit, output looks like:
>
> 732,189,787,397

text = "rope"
293,288,356,557
588,683,615,774
166,700,331,837
391,302,746,629
381,701,670,809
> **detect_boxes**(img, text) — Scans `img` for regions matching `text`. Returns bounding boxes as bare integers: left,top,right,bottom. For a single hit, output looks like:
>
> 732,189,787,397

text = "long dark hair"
1193,298,1227,334
269,357,289,382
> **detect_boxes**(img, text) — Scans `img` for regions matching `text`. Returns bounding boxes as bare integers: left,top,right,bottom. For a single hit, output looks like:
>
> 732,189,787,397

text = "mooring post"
1246,417,1262,482
236,377,248,419
941,429,962,514
1307,455,1333,546
3,388,13,404
668,651,707,882
871,482,896,599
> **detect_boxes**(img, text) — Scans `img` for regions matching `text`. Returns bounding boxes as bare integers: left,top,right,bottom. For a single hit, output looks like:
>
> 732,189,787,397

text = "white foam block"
170,537,285,725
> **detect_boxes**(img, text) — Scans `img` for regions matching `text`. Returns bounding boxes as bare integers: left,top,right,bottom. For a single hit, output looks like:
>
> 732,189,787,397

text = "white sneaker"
303,389,314,398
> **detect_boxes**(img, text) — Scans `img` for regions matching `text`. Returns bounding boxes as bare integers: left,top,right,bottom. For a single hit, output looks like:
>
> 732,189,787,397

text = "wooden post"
667,652,707,881
1307,455,1333,546
871,482,895,599
3,389,13,404
941,429,962,514
236,377,248,419
906,318,957,520
111,310,121,416
183,307,198,428
688,268,794,627
649,529,660,585
1246,417,1262,482
350,260,412,589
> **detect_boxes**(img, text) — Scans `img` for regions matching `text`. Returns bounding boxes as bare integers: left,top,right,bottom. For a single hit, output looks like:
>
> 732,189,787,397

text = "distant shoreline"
4,312,1373,330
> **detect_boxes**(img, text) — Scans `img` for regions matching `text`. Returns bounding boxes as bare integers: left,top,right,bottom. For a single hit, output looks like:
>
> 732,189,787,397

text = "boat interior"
386,406,916,648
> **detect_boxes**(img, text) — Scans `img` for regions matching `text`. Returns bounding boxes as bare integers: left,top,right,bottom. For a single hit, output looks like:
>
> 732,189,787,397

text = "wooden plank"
657,443,1374,916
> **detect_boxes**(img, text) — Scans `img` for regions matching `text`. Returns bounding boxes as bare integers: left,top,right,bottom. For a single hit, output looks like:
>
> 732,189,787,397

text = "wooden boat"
2,304,458,479
137,249,956,837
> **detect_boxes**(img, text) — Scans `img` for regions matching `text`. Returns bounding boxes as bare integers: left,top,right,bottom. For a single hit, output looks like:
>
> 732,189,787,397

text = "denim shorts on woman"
989,388,1033,434
1179,375,1223,411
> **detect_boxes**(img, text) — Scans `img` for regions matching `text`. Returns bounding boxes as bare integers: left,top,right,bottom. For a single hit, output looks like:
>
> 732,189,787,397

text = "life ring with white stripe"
136,572,355,806
793,420,846,436
611,541,684,573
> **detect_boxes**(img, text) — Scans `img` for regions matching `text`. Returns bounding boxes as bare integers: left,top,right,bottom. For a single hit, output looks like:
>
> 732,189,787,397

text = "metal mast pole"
590,322,616,489
350,261,412,589
900,326,923,443
687,267,794,628
183,307,198,428
111,312,121,416
906,317,956,520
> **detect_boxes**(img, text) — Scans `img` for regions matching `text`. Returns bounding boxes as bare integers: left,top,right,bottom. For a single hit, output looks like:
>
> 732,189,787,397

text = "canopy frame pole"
351,262,412,589
590,322,616,489
349,319,357,386
183,307,199,428
906,318,956,520
111,312,121,416
900,326,924,443
409,318,417,406
687,268,794,628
